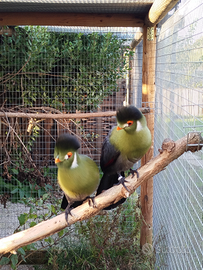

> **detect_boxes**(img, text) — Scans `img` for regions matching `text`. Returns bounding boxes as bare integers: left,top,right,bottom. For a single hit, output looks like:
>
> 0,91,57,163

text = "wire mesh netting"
153,1,203,269
0,25,141,238
0,1,203,269
0,25,156,269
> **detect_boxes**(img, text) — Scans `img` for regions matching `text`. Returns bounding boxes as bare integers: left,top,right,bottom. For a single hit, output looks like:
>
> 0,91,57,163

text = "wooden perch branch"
0,107,150,120
0,132,202,255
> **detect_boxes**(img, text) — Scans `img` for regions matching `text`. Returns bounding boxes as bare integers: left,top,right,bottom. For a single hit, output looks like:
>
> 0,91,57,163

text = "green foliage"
45,196,155,270
0,25,134,203
0,194,155,269
0,26,134,111
0,256,10,266
16,192,61,228
0,175,53,203
0,118,55,202
10,254,18,270
0,246,36,270
0,159,54,203
0,192,69,269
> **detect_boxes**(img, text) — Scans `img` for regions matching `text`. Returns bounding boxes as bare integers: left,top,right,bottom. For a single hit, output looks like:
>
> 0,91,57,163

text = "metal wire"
0,25,138,240
0,2,202,269
154,1,203,269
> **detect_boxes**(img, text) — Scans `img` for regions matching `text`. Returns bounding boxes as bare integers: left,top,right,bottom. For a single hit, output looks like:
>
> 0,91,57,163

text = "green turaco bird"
54,133,100,223
96,105,151,210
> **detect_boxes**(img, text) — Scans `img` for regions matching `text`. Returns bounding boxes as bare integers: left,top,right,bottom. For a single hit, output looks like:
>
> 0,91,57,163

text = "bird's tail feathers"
61,194,84,210
96,172,126,210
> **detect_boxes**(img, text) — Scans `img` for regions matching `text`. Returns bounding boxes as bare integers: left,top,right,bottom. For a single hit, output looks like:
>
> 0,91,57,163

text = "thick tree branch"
0,132,202,255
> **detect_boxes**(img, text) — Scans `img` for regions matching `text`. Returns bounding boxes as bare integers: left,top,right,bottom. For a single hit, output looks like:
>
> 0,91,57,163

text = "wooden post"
140,25,156,247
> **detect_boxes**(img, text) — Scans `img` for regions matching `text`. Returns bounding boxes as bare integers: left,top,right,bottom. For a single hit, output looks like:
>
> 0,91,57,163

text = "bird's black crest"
116,106,142,123
56,133,80,150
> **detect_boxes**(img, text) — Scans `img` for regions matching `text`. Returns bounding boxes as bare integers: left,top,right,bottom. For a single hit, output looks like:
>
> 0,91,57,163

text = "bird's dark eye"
127,120,133,126
65,152,73,160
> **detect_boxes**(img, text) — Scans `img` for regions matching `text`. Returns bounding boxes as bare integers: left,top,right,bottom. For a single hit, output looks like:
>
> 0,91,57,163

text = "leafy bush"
0,191,155,269
0,121,55,203
0,26,134,112
46,196,155,270
0,25,134,202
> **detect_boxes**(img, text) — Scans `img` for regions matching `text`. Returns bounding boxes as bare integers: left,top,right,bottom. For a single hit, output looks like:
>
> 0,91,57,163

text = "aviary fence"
0,26,140,236
153,1,203,269
0,1,202,269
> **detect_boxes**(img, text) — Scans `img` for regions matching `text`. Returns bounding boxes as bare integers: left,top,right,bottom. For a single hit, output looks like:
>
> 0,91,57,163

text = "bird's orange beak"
55,158,61,163
117,126,122,130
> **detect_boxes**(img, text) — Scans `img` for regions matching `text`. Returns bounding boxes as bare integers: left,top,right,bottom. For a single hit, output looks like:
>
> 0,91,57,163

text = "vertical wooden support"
140,25,156,247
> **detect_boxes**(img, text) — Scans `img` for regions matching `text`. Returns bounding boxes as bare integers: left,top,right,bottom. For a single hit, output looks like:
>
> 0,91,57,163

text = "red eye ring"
127,120,133,126
67,152,72,158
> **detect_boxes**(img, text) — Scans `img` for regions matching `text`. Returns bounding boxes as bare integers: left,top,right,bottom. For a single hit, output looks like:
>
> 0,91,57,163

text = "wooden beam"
145,0,179,27
0,12,144,27
0,132,202,254
140,25,156,247
130,29,143,49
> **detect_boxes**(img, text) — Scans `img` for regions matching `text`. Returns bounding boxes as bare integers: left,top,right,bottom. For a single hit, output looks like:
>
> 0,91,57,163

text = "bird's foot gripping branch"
118,174,130,192
0,132,202,255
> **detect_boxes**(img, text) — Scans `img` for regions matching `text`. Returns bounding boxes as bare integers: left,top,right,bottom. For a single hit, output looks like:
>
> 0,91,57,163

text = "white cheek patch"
70,152,78,169
136,120,143,132
65,154,68,160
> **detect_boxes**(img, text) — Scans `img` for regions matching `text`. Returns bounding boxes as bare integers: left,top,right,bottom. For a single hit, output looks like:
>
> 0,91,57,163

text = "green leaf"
11,168,19,175
18,213,28,226
18,247,26,256
10,254,18,268
21,255,26,262
0,257,10,265
42,193,49,201
24,243,36,251
30,221,37,227
51,205,56,214
11,188,19,194
11,264,17,270
58,229,64,238
37,198,43,206
19,189,25,199
45,184,53,191
38,188,41,198
29,213,37,219
44,237,54,244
